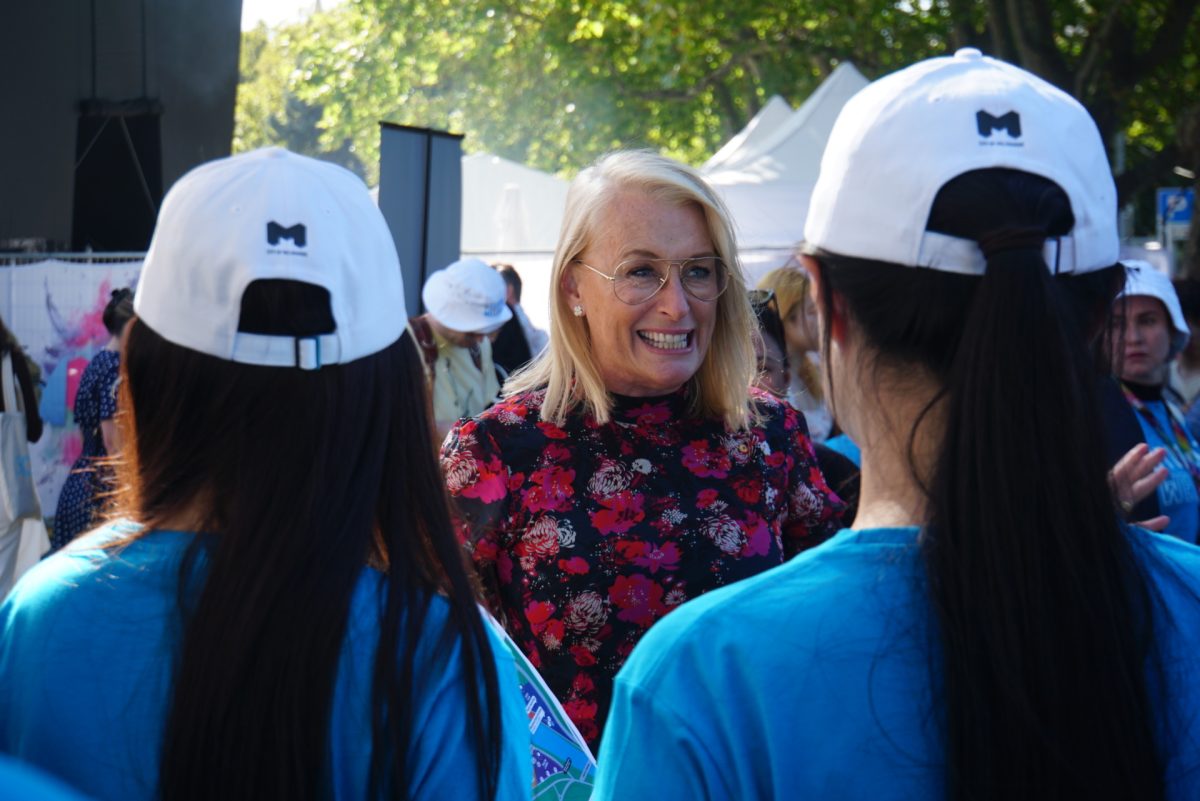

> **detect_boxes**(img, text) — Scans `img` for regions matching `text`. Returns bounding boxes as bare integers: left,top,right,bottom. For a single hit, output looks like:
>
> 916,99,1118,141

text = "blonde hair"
505,150,757,430
757,263,823,403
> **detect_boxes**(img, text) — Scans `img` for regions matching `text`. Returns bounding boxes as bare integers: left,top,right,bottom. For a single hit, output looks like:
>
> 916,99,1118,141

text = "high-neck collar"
610,385,691,419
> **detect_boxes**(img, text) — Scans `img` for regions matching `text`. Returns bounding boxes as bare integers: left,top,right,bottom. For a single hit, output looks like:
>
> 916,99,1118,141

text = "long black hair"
813,169,1166,800
116,280,503,800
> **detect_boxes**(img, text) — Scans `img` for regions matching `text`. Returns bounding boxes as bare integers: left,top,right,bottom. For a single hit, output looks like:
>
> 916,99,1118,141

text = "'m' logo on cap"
976,110,1021,139
267,222,307,247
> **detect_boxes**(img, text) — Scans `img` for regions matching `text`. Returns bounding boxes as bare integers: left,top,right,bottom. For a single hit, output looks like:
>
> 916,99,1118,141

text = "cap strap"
231,332,341,369
916,231,1076,276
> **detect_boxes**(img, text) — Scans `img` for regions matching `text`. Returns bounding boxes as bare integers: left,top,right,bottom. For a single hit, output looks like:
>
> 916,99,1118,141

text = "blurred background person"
750,288,858,519
50,289,133,552
1109,262,1199,543
441,150,844,751
0,148,529,800
0,316,43,596
1170,277,1200,411
490,263,548,378
595,51,1200,801
410,258,511,442
757,263,832,441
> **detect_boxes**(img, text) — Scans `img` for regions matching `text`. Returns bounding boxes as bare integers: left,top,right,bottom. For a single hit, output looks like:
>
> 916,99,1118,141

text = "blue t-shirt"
1133,398,1200,544
0,524,532,800
593,526,1200,800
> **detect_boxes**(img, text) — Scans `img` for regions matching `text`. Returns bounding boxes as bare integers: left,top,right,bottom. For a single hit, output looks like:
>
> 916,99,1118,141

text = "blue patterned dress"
51,349,120,550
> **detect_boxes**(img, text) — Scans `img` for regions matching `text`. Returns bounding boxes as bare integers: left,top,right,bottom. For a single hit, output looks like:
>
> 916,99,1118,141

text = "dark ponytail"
118,281,502,800
816,169,1164,801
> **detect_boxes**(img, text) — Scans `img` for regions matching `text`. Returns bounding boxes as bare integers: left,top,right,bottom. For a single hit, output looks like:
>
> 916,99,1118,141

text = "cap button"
955,47,983,59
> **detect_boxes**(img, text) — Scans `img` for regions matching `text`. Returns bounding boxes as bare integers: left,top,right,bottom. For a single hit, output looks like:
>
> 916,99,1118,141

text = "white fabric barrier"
0,257,144,518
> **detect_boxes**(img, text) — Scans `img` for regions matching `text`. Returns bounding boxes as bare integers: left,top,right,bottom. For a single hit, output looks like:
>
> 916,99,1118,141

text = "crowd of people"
1,48,1199,801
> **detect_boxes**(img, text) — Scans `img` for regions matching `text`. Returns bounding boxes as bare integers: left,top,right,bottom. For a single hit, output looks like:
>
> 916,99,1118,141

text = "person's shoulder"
464,387,550,437
92,348,120,369
0,756,91,801
2,523,188,637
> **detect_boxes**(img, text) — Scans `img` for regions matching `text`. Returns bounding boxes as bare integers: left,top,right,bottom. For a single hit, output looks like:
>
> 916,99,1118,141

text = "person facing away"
1108,262,1200,544
0,317,43,596
0,147,531,801
489,263,548,377
595,50,1200,801
410,257,511,443
50,289,134,552
440,149,845,750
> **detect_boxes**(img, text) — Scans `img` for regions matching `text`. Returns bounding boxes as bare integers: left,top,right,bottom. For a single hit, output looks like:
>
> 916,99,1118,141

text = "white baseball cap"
1117,260,1189,357
135,147,406,370
421,258,512,334
804,48,1118,276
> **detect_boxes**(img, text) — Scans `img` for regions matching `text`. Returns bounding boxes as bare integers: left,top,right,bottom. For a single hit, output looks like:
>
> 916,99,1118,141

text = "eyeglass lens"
612,258,728,304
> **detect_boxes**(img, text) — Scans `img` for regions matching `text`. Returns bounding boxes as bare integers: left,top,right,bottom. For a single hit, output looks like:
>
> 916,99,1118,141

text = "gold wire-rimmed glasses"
572,257,730,305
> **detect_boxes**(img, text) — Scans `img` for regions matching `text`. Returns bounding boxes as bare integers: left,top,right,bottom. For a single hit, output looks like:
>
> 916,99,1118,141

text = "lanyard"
1121,383,1200,488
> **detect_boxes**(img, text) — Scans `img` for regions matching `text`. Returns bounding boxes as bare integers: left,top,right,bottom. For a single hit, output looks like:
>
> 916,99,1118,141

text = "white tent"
702,95,793,174
460,152,568,254
704,62,870,280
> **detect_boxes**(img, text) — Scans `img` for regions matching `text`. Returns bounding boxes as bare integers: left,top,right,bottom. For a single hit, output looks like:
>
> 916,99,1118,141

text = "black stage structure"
0,0,242,252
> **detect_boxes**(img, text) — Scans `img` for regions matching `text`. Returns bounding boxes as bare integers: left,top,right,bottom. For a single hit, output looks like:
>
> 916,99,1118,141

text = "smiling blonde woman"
440,149,846,749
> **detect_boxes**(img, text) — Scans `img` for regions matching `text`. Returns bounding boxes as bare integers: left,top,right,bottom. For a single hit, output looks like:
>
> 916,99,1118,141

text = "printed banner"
1,259,144,518
485,614,597,799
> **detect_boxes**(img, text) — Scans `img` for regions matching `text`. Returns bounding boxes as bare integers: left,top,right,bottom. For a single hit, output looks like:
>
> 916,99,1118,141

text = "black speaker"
71,99,163,252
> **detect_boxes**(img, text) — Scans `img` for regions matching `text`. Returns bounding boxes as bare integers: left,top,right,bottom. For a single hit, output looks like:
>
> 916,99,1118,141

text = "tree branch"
1075,0,1130,99
1003,0,1072,89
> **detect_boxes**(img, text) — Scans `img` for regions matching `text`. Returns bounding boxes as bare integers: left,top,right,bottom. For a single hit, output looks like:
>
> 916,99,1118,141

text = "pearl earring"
572,305,585,317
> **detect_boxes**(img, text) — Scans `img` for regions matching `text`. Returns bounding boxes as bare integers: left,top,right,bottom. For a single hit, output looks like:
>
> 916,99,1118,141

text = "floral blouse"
440,387,845,748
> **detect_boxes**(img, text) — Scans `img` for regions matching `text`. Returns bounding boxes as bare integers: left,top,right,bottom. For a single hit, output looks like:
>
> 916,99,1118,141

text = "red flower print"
496,550,513,585
765,450,787,468
544,443,572,463
558,556,589,575
615,540,680,574
608,574,667,627
458,454,508,503
526,600,556,627
696,488,719,509
626,402,672,428
682,439,731,478
569,645,597,666
515,515,561,571
472,539,499,562
539,619,565,650
537,421,569,439
563,699,599,743
733,477,762,505
738,512,771,558
572,672,595,695
589,492,645,535
522,465,576,512
633,542,680,574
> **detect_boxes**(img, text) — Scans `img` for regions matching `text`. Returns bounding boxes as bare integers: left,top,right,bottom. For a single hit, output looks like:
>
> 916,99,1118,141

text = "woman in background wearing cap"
0,148,529,800
411,257,511,442
50,288,133,552
1109,262,1200,543
440,149,844,751
594,52,1200,800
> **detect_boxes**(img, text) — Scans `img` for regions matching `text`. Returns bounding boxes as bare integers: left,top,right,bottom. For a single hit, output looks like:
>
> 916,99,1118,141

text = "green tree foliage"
235,0,1200,267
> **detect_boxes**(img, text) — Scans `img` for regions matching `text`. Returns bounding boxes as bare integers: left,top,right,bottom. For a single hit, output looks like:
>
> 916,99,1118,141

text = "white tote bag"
0,352,42,524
